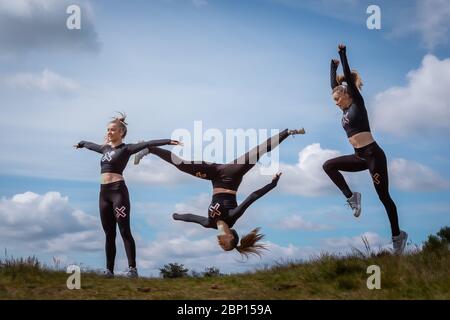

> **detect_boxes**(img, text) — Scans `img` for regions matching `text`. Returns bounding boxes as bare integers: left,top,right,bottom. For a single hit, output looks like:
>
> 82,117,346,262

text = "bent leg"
323,154,368,198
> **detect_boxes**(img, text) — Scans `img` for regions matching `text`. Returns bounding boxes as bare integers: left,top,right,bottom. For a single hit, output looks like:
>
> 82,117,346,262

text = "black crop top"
78,140,172,175
330,48,371,138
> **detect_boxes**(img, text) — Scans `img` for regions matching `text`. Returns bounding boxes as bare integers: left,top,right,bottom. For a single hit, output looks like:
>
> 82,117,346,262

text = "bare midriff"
213,187,237,195
101,173,125,184
348,131,375,149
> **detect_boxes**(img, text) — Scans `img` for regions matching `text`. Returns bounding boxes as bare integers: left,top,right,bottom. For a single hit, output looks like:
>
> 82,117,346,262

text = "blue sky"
0,0,449,276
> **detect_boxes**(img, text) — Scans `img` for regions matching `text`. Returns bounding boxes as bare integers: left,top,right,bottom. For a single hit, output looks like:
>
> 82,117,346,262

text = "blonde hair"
232,228,268,258
109,111,128,138
335,70,363,91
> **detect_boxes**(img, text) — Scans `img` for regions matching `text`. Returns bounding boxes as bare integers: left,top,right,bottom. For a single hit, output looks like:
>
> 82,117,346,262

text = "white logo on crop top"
342,112,350,126
102,151,115,162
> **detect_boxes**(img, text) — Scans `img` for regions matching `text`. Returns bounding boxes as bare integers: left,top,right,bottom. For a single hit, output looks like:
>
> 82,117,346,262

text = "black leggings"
99,181,136,272
148,128,290,184
322,142,400,236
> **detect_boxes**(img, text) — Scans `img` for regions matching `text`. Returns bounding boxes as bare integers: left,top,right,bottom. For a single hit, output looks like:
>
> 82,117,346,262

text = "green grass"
1,248,449,300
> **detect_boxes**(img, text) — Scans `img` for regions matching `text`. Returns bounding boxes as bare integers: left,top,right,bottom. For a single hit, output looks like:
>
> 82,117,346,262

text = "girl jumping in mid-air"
134,128,305,257
323,44,407,254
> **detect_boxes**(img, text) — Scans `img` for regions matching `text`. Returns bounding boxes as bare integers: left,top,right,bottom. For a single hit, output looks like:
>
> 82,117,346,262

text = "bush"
159,263,189,279
437,227,450,243
203,267,221,277
423,226,449,252
190,270,202,278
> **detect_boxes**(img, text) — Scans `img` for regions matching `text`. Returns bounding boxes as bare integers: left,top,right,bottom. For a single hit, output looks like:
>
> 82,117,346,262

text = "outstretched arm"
74,141,105,154
126,139,180,154
338,44,363,104
228,172,281,222
330,59,340,90
172,213,212,228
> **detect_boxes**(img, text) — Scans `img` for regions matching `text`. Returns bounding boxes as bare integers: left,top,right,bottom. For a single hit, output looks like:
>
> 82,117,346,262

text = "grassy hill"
1,245,449,300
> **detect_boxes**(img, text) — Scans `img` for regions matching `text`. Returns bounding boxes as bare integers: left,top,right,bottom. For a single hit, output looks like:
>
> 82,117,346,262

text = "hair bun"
114,111,128,125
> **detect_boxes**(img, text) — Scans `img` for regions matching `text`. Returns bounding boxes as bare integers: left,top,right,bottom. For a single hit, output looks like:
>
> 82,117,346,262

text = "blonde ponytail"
234,228,268,258
336,70,363,91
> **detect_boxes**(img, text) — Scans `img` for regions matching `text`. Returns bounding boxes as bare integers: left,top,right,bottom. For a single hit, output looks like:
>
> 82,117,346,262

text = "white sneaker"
101,269,114,279
134,148,149,165
346,192,362,217
288,128,306,135
392,231,408,255
125,266,139,278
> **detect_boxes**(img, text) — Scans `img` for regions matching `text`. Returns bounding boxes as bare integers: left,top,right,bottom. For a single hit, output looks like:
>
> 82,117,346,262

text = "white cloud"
0,191,101,252
45,230,102,253
240,143,345,197
385,1,450,50
390,158,449,192
174,192,210,215
413,0,450,50
3,69,79,93
371,54,450,136
278,143,343,196
0,0,60,16
278,215,330,231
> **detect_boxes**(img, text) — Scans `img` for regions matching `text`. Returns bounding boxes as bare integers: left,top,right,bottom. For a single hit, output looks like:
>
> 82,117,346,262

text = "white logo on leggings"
115,206,127,218
208,203,221,218
373,173,381,185
102,151,115,162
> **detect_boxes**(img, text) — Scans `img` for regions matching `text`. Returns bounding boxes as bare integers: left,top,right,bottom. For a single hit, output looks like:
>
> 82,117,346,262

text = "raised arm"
126,139,176,155
229,172,281,222
338,45,363,104
330,59,340,90
75,141,105,154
